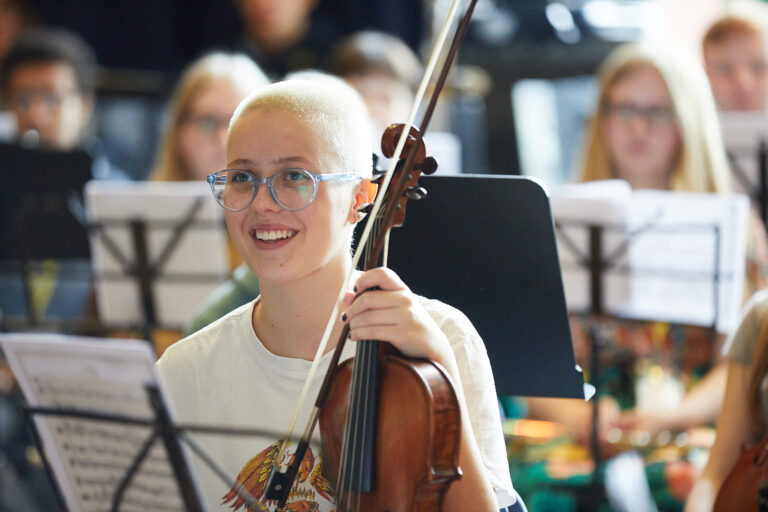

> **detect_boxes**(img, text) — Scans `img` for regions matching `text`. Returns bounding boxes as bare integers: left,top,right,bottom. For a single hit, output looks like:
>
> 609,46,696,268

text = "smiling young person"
156,79,523,512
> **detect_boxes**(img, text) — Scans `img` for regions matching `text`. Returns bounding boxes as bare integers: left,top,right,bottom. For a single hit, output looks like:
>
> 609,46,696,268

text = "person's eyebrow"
273,156,313,167
226,156,313,168
227,158,256,168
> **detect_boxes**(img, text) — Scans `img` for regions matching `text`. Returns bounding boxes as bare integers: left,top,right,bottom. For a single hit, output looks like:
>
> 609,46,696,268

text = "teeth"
254,230,294,241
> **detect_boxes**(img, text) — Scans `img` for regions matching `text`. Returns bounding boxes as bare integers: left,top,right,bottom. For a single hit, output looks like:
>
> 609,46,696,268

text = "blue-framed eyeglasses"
207,168,361,212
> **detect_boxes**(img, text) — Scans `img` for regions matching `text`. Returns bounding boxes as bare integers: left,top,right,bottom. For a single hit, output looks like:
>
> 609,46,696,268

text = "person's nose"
216,124,228,147
734,64,755,93
249,181,281,213
628,112,651,134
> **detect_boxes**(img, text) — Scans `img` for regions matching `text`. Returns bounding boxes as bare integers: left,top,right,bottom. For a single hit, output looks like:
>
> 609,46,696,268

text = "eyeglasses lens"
213,169,317,211
273,169,315,210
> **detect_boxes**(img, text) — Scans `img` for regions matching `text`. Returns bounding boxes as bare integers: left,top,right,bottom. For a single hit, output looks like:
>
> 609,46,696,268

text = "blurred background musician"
149,51,269,270
518,41,768,511
703,14,768,113
149,51,269,345
0,26,131,328
231,0,331,79
0,0,34,139
149,52,268,184
0,26,127,179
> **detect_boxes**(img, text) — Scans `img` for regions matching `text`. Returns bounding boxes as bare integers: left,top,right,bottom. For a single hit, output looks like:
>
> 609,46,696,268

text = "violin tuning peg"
417,157,439,175
405,186,428,200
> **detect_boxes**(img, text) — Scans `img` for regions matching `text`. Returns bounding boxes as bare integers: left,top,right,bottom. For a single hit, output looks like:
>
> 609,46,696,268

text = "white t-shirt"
157,297,515,511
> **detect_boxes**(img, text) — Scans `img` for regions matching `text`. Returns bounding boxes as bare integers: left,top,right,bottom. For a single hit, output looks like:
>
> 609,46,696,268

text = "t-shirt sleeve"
723,289,768,365
422,298,516,504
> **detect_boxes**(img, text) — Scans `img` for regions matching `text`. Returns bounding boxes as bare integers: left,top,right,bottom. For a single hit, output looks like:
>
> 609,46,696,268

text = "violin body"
714,433,768,512
319,345,462,511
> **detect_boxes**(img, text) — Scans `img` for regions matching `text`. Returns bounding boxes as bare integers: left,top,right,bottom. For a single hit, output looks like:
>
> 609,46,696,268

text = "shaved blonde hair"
580,42,730,193
229,79,373,178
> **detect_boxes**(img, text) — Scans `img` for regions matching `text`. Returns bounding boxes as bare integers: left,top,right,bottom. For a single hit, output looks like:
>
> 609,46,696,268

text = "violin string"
350,342,365,489
359,339,375,512
268,0,464,500
337,351,360,508
349,342,366,512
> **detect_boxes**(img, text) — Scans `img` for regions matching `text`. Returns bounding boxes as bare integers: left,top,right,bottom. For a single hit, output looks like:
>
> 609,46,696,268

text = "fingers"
342,289,414,340
352,267,409,294
341,267,413,333
340,268,446,361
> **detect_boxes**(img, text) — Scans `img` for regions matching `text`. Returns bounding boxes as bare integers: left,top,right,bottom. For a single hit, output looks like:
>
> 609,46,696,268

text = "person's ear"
354,180,378,210
349,180,378,223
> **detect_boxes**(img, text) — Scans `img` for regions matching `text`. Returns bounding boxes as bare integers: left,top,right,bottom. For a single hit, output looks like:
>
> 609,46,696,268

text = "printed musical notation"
0,334,190,512
551,181,749,333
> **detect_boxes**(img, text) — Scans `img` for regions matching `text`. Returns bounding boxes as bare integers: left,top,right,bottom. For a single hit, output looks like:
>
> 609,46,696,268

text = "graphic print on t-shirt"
222,441,335,511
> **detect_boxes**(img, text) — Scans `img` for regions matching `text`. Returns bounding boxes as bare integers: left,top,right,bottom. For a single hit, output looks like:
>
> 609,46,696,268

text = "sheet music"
551,180,633,320
551,182,748,333
0,334,189,512
85,180,230,328
719,111,768,197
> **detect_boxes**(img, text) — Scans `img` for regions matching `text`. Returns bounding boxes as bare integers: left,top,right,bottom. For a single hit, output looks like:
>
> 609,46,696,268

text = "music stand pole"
757,139,768,226
146,385,205,512
587,225,605,496
129,220,156,342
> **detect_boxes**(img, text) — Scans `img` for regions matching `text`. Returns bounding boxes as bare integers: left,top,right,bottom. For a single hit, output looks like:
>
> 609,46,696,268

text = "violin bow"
261,0,480,506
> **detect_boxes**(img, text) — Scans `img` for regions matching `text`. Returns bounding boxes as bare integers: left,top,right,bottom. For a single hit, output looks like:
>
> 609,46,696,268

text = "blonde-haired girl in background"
151,52,269,182
580,42,729,193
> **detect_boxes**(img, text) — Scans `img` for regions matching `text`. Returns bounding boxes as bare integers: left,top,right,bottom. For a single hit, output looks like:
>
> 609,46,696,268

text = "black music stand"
0,142,93,328
81,182,231,339
23,388,315,512
0,333,299,512
386,174,585,399
726,142,768,226
552,190,744,510
720,111,768,227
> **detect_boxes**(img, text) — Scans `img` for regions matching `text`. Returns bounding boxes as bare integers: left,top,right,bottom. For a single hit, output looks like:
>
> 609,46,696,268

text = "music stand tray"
85,181,230,331
0,142,92,261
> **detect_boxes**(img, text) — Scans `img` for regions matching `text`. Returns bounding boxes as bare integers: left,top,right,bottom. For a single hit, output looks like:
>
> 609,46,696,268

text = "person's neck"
253,257,354,361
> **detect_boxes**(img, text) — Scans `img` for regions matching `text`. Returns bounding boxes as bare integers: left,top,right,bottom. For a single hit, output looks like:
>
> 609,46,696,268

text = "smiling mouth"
251,229,298,242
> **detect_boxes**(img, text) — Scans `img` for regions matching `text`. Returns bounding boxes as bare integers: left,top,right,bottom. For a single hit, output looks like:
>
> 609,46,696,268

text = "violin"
713,433,768,512
316,123,460,511
262,1,481,510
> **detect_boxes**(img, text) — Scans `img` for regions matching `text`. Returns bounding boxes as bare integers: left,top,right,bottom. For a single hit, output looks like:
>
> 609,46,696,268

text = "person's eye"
715,63,733,75
43,94,62,109
13,95,32,110
614,105,635,119
285,170,311,182
229,170,253,183
649,107,673,122
198,117,219,133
